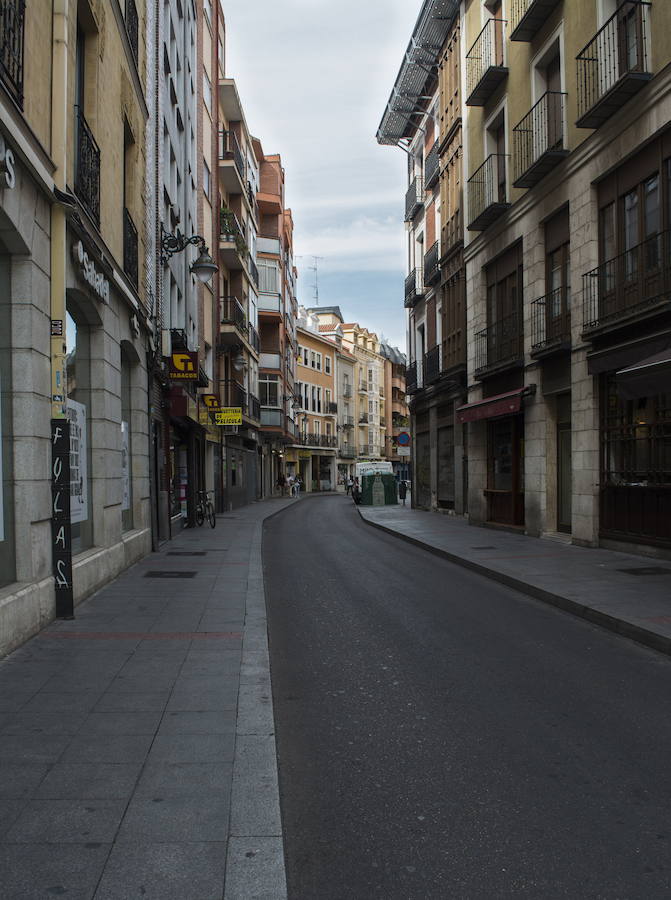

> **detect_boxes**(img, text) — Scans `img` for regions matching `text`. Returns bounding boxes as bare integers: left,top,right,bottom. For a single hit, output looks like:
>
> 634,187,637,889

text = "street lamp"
283,393,301,410
161,225,218,284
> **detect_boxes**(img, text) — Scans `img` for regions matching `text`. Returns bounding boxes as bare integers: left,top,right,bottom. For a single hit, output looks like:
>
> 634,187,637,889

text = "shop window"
66,310,94,553
121,347,134,532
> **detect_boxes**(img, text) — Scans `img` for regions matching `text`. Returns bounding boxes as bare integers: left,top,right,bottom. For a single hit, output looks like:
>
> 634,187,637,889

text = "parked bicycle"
195,490,216,528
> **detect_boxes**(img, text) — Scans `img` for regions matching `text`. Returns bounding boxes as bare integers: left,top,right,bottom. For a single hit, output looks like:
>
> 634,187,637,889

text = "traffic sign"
397,431,411,446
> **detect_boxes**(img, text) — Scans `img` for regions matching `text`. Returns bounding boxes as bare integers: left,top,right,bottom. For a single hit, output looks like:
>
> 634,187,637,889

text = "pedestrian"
398,479,407,506
346,475,353,495
276,472,286,496
352,477,361,505
287,473,295,497
294,475,302,497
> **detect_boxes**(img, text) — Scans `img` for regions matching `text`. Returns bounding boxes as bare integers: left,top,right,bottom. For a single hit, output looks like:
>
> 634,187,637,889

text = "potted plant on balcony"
220,207,249,259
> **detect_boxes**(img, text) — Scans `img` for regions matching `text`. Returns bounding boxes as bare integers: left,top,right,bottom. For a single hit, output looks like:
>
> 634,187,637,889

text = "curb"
358,510,671,659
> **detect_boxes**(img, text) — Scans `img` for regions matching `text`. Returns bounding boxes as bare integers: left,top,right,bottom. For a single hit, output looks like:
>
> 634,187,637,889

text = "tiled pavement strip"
358,502,671,657
0,497,296,900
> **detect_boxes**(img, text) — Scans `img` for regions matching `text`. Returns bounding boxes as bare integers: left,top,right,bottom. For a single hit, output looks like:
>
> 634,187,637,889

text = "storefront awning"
456,387,530,424
616,351,671,400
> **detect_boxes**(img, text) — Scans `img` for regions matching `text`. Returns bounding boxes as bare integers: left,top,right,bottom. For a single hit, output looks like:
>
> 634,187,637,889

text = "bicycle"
195,490,216,528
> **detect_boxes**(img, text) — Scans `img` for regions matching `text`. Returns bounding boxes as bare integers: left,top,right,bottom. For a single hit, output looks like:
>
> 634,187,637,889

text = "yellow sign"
214,407,242,426
170,351,198,379
202,394,220,409
198,409,212,426
298,450,311,459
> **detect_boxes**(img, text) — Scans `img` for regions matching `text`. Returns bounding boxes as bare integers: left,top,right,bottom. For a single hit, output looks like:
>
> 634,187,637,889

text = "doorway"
557,393,572,533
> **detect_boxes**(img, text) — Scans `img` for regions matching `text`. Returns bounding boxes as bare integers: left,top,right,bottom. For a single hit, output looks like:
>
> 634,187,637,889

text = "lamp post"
160,225,218,283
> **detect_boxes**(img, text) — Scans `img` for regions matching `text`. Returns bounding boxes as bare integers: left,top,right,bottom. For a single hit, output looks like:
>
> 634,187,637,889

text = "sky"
223,0,420,351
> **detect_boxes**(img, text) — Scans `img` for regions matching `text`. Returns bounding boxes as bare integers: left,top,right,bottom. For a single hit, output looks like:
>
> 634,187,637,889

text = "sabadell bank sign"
72,240,110,304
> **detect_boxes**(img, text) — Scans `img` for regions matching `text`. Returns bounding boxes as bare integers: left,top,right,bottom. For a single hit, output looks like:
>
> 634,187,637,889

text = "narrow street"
265,495,671,900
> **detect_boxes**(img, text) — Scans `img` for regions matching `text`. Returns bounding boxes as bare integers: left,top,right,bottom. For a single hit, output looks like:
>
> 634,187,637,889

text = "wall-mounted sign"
397,447,411,457
0,135,16,189
397,431,411,446
201,394,220,410
72,240,110,303
170,351,198,379
51,320,63,336
67,399,88,525
214,407,242,426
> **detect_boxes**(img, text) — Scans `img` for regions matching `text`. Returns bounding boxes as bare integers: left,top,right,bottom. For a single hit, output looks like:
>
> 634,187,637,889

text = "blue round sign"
397,431,411,447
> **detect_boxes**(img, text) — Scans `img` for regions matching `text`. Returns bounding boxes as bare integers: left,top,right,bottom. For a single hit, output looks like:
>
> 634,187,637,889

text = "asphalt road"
264,495,671,900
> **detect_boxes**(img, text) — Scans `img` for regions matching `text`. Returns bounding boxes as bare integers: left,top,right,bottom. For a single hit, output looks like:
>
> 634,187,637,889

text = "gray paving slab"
0,497,294,900
359,504,671,656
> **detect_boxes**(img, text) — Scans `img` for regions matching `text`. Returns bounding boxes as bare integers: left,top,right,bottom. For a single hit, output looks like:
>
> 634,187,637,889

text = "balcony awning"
616,351,671,401
456,387,528,424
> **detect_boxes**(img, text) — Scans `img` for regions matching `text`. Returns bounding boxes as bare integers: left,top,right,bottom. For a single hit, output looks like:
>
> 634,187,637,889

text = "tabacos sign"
72,240,110,303
170,351,199,379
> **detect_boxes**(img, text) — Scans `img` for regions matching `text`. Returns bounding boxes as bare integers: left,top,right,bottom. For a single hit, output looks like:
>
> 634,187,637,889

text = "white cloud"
296,216,405,274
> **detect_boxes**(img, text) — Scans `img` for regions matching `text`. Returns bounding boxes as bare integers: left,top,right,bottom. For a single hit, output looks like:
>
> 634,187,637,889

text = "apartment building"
380,343,410,481
0,1,151,654
459,0,671,552
215,37,262,509
291,311,338,490
255,148,299,496
377,0,466,511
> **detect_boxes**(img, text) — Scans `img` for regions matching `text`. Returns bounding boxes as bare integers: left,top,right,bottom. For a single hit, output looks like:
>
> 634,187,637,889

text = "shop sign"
0,135,16,189
72,241,110,303
397,446,411,457
298,450,311,459
201,394,220,410
214,407,242,426
170,351,198,379
67,399,88,524
198,408,212,426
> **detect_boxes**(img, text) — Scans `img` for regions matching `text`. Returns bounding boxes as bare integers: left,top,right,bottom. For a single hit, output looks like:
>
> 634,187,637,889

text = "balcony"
219,208,247,270
75,107,100,225
326,402,338,415
576,2,652,129
530,288,571,356
582,231,671,335
248,256,259,290
258,293,281,313
260,351,281,369
513,92,569,188
424,141,439,190
248,394,260,421
474,313,524,375
219,296,247,350
405,360,423,394
466,18,508,107
343,384,352,399
221,379,247,414
302,433,338,449
359,445,372,456
217,129,246,193
248,323,259,352
358,412,369,424
125,0,139,64
424,345,441,384
405,268,425,308
424,241,440,287
358,381,367,394
405,176,424,222
123,208,138,288
340,445,356,458
260,407,283,427
0,0,25,108
467,154,510,231
509,0,560,42
342,416,354,427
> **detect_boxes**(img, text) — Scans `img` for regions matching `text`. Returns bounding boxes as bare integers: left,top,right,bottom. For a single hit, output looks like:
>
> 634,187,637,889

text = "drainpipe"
50,0,74,618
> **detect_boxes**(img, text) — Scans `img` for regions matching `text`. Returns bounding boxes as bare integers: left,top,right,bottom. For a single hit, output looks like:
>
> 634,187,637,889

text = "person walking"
287,474,295,497
276,472,286,496
352,477,361,505
398,479,407,506
294,475,302,497
346,475,353,496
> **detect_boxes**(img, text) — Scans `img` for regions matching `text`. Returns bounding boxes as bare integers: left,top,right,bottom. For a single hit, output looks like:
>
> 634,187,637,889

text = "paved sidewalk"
0,498,295,900
358,503,671,656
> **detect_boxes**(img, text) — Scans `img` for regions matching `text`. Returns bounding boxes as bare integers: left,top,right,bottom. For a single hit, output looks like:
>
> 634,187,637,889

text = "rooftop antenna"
296,255,324,305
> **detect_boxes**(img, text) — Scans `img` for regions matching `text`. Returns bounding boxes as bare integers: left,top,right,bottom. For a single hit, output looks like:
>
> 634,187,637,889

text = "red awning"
456,388,526,424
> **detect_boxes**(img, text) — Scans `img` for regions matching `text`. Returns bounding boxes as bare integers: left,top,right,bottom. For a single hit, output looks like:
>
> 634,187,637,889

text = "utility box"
360,473,398,506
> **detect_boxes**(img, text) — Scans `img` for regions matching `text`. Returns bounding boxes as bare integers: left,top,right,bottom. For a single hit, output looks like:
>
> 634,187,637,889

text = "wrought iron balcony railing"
424,345,441,383
327,402,338,414
467,154,509,231
405,176,424,222
405,360,419,394
342,416,354,427
248,323,260,352
582,230,671,333
424,241,440,287
75,107,101,225
248,256,259,289
342,384,352,398
509,0,560,42
123,207,138,288
248,394,261,421
530,288,571,353
301,433,338,448
221,296,247,331
125,0,139,64
576,1,652,129
513,92,569,188
339,445,356,458
404,267,425,308
424,141,439,189
221,379,247,413
0,0,25,107
466,18,508,106
170,328,188,351
474,312,523,374
218,128,245,181
358,412,369,424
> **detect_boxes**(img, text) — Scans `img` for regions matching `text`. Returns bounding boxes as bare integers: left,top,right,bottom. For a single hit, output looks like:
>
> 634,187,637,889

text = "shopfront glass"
121,348,133,531
66,310,93,552
0,254,15,586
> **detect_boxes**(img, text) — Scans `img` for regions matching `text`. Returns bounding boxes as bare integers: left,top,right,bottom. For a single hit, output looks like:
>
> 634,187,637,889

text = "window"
204,0,212,24
203,159,211,200
324,355,331,374
316,352,322,372
203,72,212,114
325,389,331,408
311,386,316,411
326,422,332,437
310,350,316,369
316,387,322,413
121,347,133,532
65,309,93,553
302,346,309,366
260,373,279,406
314,420,321,436
259,260,279,293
